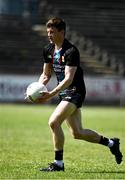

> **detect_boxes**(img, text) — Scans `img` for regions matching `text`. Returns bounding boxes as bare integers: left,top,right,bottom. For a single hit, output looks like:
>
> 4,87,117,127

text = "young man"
37,17,123,171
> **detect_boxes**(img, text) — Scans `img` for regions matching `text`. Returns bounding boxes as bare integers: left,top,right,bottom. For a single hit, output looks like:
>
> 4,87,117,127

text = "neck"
55,38,64,50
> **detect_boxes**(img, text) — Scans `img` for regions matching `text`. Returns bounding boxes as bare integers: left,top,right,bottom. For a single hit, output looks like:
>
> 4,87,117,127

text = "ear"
61,29,65,36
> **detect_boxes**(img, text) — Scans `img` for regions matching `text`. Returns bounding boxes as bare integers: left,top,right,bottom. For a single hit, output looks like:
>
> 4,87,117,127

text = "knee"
49,120,55,129
71,130,81,139
48,118,60,130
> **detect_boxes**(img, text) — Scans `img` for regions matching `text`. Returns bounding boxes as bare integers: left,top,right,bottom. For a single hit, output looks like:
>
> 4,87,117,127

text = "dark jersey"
42,39,86,95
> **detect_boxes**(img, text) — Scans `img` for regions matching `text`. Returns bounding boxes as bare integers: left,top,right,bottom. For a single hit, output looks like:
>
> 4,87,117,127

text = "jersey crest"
52,48,62,64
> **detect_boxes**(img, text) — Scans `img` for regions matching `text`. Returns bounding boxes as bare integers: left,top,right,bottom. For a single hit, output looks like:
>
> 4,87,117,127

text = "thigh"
49,101,77,125
66,108,83,132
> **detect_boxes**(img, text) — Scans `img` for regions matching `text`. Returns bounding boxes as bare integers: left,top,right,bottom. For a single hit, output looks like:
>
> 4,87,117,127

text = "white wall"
0,74,125,104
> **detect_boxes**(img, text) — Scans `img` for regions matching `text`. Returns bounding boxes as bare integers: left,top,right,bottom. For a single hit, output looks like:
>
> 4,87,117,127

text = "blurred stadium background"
0,0,125,106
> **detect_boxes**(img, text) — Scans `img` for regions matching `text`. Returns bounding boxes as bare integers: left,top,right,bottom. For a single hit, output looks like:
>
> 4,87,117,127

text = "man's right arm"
38,63,52,85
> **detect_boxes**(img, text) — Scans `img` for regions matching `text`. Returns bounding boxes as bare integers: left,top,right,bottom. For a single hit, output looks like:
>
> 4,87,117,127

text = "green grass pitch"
0,104,125,179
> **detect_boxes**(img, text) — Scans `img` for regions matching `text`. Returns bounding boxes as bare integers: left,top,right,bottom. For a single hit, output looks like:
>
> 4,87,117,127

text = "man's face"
47,27,63,43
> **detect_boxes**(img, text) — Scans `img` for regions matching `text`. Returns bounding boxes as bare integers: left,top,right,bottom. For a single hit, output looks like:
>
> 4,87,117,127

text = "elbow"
45,75,51,81
39,74,51,84
44,75,51,84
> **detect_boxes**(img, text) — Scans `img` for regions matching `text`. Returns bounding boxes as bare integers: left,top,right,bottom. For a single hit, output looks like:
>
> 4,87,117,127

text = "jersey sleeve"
65,47,80,66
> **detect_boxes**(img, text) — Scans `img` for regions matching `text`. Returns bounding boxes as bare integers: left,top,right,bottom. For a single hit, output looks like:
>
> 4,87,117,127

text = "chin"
49,38,54,43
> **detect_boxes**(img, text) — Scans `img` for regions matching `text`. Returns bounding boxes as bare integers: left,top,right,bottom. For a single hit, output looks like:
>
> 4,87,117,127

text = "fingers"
24,91,50,104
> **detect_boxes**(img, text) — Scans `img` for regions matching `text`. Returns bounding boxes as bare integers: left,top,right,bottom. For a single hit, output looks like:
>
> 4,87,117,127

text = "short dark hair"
46,17,66,32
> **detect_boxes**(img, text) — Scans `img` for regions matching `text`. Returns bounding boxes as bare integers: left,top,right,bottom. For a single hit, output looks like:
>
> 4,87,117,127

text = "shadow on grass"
82,170,125,174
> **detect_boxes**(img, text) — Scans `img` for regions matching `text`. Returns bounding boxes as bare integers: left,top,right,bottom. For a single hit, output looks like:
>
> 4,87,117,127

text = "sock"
99,136,109,146
54,150,63,167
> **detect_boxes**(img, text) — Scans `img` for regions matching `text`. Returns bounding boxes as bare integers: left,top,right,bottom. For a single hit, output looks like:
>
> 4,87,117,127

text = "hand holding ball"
25,82,48,102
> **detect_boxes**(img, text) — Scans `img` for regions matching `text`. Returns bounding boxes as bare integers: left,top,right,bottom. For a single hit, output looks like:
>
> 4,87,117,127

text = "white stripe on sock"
108,139,114,147
54,160,63,167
